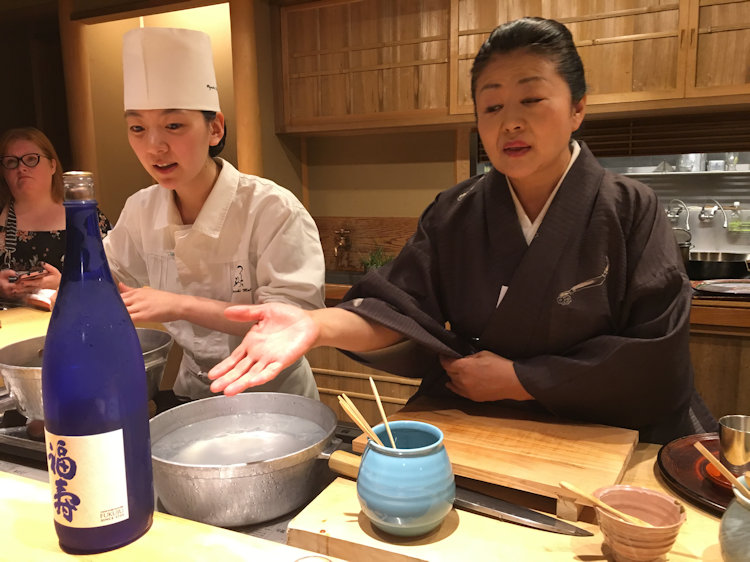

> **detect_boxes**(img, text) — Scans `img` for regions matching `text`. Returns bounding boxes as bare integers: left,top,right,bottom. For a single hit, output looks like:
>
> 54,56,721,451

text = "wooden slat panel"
313,215,418,270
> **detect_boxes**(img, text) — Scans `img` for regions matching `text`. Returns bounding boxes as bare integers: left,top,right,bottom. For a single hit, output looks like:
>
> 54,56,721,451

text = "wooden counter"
288,443,723,561
0,471,343,561
690,297,750,335
0,306,50,349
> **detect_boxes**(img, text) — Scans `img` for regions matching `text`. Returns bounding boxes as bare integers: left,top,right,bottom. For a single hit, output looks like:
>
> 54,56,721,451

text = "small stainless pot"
0,328,173,421
149,392,337,527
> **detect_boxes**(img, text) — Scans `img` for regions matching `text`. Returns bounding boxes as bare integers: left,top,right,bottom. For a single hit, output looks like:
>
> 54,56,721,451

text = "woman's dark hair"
471,17,586,107
202,111,226,157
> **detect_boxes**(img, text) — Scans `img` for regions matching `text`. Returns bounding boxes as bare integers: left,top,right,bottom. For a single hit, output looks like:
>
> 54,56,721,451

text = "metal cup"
719,415,750,475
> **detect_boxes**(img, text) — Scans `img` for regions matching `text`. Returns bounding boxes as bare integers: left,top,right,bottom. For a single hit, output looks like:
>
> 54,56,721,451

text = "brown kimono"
338,143,715,444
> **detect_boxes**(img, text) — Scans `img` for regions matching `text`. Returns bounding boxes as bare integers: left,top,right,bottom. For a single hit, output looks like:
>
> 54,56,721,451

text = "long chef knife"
327,450,592,537
453,486,592,537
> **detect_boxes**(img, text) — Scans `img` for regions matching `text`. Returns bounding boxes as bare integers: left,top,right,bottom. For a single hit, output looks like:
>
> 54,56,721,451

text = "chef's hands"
119,282,182,322
440,351,534,402
208,303,318,396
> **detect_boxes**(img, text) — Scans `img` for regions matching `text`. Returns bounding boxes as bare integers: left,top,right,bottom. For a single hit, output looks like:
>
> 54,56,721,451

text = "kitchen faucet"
666,199,690,231
698,199,728,228
333,228,351,268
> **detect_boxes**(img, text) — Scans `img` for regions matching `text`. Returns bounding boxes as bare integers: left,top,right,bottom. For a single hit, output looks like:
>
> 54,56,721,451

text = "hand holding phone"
8,269,48,283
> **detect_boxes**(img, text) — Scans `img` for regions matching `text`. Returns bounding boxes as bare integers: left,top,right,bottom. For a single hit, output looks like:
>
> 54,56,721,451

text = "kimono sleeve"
337,198,474,375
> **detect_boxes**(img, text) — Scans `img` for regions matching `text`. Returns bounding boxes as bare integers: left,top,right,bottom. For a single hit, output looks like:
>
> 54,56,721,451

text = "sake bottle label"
44,428,130,528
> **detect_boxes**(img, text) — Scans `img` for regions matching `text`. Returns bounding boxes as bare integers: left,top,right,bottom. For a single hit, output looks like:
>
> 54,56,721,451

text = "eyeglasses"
0,153,48,170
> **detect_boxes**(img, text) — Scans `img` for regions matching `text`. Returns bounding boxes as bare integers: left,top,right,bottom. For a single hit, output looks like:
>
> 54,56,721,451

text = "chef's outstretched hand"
440,351,534,402
208,302,319,396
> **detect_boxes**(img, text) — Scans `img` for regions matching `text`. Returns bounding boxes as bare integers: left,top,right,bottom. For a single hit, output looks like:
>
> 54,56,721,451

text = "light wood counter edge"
1,471,345,561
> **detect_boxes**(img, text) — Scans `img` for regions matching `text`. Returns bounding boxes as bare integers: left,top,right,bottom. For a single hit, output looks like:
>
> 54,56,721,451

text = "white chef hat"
122,27,220,112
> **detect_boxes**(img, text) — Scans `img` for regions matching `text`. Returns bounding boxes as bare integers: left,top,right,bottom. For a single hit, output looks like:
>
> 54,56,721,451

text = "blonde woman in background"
0,127,110,302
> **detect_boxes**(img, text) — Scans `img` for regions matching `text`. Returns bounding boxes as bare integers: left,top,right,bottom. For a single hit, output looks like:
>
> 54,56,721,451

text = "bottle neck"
62,200,113,282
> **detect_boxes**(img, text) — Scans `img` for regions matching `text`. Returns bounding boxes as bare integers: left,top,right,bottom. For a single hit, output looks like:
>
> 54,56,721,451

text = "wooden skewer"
694,442,750,501
337,394,384,446
337,396,379,445
336,395,371,438
559,481,654,527
369,376,396,448
339,393,370,436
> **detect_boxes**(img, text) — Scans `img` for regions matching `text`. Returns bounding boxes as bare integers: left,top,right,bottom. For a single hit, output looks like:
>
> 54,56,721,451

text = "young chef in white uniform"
103,27,324,400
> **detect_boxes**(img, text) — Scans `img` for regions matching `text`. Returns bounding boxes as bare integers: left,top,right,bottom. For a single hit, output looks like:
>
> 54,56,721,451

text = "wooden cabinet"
686,0,750,97
277,0,750,132
453,0,689,114
279,0,452,131
454,0,750,113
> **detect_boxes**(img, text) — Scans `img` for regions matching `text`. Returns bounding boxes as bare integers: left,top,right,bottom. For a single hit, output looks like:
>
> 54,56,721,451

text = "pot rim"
689,251,750,262
366,420,444,457
149,392,337,476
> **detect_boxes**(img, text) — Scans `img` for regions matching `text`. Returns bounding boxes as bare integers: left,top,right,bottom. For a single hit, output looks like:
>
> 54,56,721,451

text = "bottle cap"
63,171,95,201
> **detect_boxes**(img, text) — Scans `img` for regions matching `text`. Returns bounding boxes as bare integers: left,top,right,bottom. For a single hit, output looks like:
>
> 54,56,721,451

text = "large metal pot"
687,252,750,281
0,328,173,421
149,392,337,527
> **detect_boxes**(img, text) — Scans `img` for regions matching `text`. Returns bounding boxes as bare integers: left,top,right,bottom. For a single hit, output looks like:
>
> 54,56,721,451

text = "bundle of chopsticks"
337,377,397,449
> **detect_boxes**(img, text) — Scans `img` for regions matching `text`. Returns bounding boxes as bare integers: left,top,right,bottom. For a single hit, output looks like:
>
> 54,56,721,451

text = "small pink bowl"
593,485,686,562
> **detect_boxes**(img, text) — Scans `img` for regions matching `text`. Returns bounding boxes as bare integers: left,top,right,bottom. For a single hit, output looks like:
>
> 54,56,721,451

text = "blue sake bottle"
42,171,153,553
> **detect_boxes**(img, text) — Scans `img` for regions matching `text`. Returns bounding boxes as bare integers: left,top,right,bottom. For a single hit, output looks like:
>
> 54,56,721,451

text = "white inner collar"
507,140,581,245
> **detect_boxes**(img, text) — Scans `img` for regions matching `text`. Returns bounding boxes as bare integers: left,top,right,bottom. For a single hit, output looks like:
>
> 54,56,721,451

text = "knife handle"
329,449,361,480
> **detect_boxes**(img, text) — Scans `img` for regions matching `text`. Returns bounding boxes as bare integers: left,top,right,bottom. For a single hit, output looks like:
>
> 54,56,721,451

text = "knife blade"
326,449,592,537
454,486,592,537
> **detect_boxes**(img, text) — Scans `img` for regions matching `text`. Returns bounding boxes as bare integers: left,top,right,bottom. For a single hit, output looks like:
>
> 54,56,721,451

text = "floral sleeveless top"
1,200,112,271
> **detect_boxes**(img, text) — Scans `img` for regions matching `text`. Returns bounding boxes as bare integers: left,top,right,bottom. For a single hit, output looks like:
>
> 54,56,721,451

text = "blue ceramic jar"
719,476,750,562
356,420,455,537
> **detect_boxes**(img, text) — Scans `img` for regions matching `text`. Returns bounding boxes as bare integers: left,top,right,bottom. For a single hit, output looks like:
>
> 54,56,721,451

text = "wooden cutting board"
288,446,721,562
352,397,638,517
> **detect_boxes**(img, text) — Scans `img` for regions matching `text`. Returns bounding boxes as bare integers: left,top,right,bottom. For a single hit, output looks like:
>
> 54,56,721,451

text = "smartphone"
8,269,47,283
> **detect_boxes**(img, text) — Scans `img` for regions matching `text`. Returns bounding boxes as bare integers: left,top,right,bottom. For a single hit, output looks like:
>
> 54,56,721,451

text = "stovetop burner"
0,411,46,462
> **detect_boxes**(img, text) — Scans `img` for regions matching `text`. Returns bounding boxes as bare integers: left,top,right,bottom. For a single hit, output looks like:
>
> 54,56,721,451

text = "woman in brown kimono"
208,17,715,444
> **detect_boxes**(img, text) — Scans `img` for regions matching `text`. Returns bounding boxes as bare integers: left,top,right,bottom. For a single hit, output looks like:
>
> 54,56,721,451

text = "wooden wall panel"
308,346,421,425
632,37,679,91
690,333,750,418
313,216,418,271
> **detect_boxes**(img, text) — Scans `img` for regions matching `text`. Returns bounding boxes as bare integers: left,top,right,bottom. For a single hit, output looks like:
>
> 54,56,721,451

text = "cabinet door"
280,0,450,130
452,0,688,114
685,0,750,97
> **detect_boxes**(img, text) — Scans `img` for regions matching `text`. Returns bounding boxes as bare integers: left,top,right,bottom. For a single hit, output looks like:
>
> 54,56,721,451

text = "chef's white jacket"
103,159,325,400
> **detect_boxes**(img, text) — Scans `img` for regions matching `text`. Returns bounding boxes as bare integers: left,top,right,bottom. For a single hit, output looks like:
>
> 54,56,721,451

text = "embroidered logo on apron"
556,257,609,306
232,265,251,293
